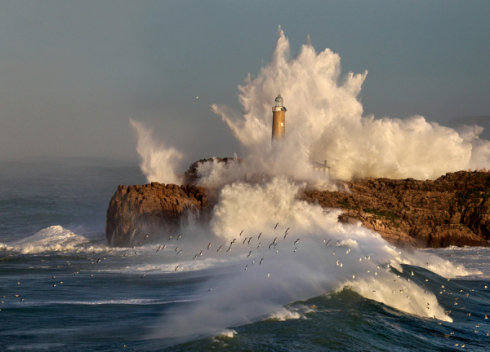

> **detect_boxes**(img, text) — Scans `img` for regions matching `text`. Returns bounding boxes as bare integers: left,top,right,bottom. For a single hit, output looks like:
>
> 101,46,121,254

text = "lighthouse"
271,94,286,141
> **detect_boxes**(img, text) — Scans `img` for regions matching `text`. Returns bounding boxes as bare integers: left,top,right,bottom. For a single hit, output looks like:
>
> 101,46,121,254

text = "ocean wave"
0,225,103,254
267,307,304,321
0,225,135,255
98,257,233,275
215,329,237,339
5,298,196,308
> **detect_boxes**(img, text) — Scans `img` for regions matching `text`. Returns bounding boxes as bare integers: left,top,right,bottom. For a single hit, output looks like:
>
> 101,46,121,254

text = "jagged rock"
106,168,489,248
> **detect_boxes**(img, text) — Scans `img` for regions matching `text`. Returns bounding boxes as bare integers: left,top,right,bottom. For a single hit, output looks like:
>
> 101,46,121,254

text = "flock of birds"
155,222,301,274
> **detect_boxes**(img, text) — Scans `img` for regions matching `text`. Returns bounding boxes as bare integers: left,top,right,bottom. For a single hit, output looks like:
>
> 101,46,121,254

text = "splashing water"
126,29,488,342
130,118,183,184
149,177,482,340
210,28,489,182
132,29,489,185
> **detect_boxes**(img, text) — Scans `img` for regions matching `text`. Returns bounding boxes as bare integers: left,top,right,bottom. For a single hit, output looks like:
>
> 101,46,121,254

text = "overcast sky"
0,0,489,163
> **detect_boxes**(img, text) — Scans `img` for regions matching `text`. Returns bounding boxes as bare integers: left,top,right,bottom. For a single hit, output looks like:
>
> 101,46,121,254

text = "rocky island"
106,160,489,248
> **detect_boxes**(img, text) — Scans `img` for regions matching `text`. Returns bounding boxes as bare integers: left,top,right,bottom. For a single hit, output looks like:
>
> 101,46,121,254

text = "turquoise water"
0,159,488,351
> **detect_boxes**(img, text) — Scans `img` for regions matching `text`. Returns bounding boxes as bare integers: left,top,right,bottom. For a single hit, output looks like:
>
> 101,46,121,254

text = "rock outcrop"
106,169,489,248
106,183,208,247
302,171,489,247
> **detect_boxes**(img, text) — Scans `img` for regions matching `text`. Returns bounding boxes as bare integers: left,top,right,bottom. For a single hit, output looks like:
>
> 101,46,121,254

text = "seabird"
294,238,300,245
176,249,182,255
207,242,212,250
258,232,262,240
239,230,244,237
243,237,248,245
177,234,182,240
274,222,279,230
247,251,252,258
216,245,223,252
259,258,264,265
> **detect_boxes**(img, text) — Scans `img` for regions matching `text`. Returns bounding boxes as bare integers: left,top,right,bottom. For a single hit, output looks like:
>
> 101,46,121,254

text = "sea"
0,158,489,351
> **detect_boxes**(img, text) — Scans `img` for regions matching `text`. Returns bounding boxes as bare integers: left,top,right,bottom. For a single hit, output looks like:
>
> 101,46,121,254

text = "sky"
0,0,489,163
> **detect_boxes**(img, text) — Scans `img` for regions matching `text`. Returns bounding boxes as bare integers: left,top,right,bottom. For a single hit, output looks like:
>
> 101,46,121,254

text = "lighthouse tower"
271,94,286,141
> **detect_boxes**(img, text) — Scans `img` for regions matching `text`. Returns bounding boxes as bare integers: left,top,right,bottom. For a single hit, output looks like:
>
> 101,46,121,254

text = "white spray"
149,177,480,340
211,28,490,181
131,29,489,185
128,29,487,340
130,118,184,184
